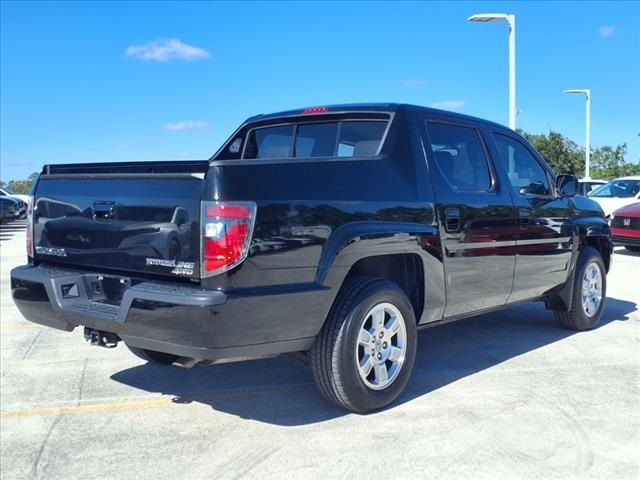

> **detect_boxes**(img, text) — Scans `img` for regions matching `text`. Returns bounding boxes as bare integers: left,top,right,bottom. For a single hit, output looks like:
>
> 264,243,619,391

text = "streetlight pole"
468,13,517,130
564,89,591,179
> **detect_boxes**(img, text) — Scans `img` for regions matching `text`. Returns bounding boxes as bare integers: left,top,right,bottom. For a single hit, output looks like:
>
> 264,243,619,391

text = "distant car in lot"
0,188,27,218
610,202,640,252
578,178,607,196
0,187,30,205
589,176,640,217
0,196,20,223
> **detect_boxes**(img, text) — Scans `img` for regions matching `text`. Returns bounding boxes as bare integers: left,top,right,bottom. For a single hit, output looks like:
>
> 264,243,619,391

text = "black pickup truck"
11,104,612,412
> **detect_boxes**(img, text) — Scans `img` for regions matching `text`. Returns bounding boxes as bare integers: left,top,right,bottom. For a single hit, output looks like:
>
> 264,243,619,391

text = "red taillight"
206,204,252,220
26,196,34,258
201,201,256,277
302,106,328,114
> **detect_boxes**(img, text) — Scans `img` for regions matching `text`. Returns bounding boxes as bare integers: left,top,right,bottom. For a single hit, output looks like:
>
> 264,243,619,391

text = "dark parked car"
0,188,27,218
0,196,20,223
11,104,612,412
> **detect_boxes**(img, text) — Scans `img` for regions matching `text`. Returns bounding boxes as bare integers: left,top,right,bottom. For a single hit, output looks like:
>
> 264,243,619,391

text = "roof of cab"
246,103,507,130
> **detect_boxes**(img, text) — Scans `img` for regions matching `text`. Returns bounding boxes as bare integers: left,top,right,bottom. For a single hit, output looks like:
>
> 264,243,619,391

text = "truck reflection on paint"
38,200,193,263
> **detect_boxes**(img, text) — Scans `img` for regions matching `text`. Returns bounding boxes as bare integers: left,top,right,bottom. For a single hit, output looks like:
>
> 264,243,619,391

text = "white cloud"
164,120,209,132
404,78,425,87
599,26,615,37
431,100,464,110
125,38,210,62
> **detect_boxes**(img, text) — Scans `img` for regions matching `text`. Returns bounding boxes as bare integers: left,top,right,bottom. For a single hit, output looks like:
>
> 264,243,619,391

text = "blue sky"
1,1,639,181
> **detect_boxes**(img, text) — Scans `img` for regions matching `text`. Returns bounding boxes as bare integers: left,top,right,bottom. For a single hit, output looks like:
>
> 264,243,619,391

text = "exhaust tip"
84,327,119,348
171,357,200,369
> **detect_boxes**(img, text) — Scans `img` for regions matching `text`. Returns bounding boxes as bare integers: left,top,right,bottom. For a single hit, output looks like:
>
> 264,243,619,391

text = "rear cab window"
215,113,390,161
425,121,493,191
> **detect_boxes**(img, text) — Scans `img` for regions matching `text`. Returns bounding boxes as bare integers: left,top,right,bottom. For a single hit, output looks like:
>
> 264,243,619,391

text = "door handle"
519,208,531,226
445,207,461,233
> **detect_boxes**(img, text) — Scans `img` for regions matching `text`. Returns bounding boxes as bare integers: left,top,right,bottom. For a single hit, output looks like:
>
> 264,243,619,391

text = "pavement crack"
77,359,88,405
224,444,282,480
30,415,62,480
21,329,44,360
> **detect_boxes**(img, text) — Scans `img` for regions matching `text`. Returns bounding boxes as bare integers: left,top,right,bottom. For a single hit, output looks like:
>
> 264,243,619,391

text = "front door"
422,118,518,318
488,131,574,302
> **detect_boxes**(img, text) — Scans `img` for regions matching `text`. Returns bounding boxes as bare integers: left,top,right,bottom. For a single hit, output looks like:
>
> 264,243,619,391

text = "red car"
610,202,640,252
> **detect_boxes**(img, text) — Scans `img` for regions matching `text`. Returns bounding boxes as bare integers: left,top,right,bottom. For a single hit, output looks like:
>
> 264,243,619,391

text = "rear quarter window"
245,125,294,159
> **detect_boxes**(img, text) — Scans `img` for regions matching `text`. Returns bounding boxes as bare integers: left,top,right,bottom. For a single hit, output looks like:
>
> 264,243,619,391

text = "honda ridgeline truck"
11,104,612,412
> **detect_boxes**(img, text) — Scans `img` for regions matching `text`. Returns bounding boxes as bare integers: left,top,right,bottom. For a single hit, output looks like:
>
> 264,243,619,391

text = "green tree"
519,130,584,176
590,144,640,179
520,130,640,180
0,172,39,195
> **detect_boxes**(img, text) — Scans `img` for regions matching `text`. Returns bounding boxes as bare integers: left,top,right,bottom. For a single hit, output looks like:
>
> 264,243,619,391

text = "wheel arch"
316,221,443,326
342,254,424,322
546,226,612,312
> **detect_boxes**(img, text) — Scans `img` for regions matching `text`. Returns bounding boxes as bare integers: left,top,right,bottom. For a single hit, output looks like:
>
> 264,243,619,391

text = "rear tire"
310,277,417,413
126,344,179,365
554,246,606,331
625,246,640,253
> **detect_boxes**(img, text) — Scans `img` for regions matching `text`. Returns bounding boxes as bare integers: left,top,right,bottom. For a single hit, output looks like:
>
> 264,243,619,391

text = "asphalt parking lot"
1,223,638,480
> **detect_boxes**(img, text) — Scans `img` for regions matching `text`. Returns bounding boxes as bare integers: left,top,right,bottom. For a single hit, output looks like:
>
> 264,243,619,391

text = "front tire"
310,277,417,413
126,344,179,365
554,246,606,331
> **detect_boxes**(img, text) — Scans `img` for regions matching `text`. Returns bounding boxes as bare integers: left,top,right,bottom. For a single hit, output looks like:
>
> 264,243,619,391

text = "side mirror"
556,174,578,197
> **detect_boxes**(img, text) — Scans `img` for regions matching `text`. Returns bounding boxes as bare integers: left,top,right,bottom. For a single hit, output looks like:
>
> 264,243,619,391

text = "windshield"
590,179,640,198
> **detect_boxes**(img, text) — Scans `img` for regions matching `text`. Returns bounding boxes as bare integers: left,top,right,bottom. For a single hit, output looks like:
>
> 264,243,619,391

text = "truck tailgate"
33,161,207,281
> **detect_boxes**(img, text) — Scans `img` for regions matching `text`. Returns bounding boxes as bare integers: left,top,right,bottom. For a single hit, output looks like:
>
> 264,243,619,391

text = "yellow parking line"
1,384,316,419
0,397,173,419
0,322,41,330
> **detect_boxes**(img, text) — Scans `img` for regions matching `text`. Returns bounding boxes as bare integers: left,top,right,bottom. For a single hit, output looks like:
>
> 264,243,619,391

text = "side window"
426,122,491,191
493,133,551,196
244,125,294,159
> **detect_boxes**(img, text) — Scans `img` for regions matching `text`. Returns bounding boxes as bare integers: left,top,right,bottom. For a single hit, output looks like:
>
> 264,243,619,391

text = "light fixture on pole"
564,89,591,180
468,13,517,130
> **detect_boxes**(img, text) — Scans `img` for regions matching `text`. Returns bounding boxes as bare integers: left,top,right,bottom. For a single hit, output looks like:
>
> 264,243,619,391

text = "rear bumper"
11,264,315,361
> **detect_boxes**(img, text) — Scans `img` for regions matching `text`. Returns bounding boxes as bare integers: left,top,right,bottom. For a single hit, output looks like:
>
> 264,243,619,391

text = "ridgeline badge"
145,258,195,276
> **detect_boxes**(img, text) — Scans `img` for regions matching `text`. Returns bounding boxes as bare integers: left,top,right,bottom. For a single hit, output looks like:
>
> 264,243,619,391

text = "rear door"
422,117,517,318
488,131,574,301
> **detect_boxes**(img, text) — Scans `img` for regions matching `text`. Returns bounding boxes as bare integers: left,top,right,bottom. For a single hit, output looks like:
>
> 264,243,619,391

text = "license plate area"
83,274,131,304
